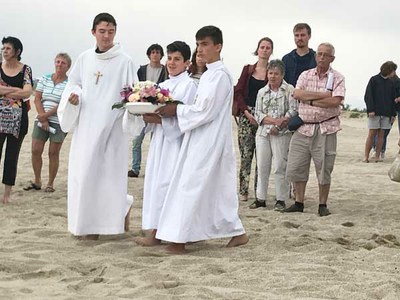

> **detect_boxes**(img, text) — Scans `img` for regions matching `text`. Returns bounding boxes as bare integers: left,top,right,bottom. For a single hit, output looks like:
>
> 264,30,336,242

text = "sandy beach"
1,108,400,300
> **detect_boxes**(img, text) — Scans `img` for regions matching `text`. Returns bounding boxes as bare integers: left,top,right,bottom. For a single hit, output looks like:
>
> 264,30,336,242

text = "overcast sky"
2,0,399,109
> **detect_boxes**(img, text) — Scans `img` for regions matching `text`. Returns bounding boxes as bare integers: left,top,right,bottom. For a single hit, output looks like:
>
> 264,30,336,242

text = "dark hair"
195,25,223,45
380,61,397,77
293,23,311,35
166,41,191,61
253,37,273,56
146,44,164,58
92,13,117,31
2,36,23,61
188,49,207,74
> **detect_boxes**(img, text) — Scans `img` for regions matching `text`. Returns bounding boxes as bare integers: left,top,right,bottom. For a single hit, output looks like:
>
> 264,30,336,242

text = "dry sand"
1,109,400,300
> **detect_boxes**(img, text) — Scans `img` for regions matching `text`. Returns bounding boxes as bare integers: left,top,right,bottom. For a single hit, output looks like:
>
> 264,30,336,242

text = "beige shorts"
286,127,337,185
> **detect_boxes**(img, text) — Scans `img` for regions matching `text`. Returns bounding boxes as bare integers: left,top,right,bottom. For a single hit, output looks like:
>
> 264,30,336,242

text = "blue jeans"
131,127,145,173
372,128,390,153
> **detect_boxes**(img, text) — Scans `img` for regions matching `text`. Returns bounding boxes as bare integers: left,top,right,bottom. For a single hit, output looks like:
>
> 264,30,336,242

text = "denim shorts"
32,121,67,143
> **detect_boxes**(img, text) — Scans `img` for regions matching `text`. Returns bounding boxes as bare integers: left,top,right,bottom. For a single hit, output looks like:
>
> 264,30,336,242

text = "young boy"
135,41,197,246
155,26,249,254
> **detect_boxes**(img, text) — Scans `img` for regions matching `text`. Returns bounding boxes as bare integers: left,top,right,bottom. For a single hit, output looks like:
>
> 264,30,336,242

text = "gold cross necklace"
94,56,111,85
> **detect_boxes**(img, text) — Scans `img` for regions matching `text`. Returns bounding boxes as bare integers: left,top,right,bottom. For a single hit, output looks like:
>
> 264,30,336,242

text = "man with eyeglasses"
284,43,345,217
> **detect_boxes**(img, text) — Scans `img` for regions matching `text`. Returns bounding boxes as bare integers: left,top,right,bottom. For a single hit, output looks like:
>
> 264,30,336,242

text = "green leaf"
112,102,126,110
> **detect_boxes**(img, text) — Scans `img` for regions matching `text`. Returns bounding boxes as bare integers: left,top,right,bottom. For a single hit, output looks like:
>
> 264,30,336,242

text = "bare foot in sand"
2,194,11,204
165,243,186,254
134,236,161,246
125,207,131,232
2,185,12,204
134,230,161,247
226,233,249,248
75,234,99,240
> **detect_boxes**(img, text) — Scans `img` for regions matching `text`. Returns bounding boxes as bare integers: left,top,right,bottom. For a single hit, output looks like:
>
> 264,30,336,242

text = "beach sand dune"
1,110,400,299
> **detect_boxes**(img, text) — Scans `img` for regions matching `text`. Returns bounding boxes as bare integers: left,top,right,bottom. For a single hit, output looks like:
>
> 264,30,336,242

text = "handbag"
388,150,400,183
287,115,304,131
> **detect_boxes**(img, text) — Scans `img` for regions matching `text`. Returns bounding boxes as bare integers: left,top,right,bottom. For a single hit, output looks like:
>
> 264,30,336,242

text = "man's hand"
368,112,375,118
68,93,79,106
155,103,177,117
143,113,161,124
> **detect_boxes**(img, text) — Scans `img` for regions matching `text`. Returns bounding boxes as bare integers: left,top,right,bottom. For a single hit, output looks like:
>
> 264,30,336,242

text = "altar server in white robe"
58,13,137,238
155,26,249,254
135,41,197,246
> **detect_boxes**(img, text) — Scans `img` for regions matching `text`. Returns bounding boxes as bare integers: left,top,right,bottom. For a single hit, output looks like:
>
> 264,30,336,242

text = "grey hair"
55,52,72,67
267,59,285,76
319,42,335,56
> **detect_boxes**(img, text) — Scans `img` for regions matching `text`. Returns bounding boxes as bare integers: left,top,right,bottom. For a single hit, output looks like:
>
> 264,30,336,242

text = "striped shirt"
296,67,346,136
35,74,68,124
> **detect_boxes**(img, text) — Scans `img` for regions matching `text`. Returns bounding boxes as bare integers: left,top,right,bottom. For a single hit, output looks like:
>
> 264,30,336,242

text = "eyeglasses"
316,52,333,58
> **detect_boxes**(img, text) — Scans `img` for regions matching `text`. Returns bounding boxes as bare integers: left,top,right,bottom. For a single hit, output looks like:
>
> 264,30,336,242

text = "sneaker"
283,203,304,213
128,170,139,178
274,201,286,211
318,206,331,217
380,152,385,160
249,199,266,209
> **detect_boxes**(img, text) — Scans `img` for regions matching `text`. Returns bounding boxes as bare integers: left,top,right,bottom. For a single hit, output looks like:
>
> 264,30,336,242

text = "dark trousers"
0,133,25,186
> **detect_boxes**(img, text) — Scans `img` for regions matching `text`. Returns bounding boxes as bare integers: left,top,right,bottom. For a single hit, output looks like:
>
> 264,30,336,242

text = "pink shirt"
296,67,346,136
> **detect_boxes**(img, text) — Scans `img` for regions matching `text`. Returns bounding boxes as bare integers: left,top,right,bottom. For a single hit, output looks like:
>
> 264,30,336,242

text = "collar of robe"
94,43,122,60
206,60,223,70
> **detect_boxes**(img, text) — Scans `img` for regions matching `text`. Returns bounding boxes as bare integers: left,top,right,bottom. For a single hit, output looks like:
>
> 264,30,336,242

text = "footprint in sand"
341,222,355,227
282,221,301,229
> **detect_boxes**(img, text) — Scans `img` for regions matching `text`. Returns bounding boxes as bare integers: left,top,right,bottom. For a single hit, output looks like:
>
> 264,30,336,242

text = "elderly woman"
233,37,272,202
23,53,71,192
250,59,298,211
0,36,33,203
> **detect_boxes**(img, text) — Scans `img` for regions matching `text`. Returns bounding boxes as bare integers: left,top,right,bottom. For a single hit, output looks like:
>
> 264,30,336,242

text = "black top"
246,76,267,107
0,63,32,136
282,49,316,86
364,74,397,117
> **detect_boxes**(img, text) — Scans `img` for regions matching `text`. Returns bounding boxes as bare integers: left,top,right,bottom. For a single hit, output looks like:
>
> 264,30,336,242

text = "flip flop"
23,182,42,191
44,186,55,193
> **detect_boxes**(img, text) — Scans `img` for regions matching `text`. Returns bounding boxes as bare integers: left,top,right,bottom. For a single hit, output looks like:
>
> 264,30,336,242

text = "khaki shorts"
286,127,337,185
32,121,67,143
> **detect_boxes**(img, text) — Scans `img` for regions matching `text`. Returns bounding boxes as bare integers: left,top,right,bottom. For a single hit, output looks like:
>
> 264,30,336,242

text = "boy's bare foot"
75,234,99,240
226,233,249,248
134,236,161,247
125,207,131,232
165,243,186,254
2,194,11,204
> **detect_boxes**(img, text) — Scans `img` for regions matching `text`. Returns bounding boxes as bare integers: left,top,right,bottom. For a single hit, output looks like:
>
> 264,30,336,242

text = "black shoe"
283,203,304,213
249,199,266,209
318,206,331,217
274,200,286,211
128,170,139,178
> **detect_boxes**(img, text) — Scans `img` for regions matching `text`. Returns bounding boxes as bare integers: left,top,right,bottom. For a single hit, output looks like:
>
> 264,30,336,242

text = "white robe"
58,44,138,235
156,61,245,243
142,72,197,230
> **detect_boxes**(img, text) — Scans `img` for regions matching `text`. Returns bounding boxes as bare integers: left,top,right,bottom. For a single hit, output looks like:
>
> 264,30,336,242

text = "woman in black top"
0,36,33,203
233,37,272,201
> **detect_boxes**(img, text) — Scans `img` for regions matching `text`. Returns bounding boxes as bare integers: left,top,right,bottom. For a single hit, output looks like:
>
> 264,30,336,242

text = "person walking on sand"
58,13,137,239
155,26,249,254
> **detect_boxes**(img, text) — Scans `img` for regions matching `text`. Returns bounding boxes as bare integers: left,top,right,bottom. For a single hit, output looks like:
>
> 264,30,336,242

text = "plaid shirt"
255,80,298,136
296,67,346,136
